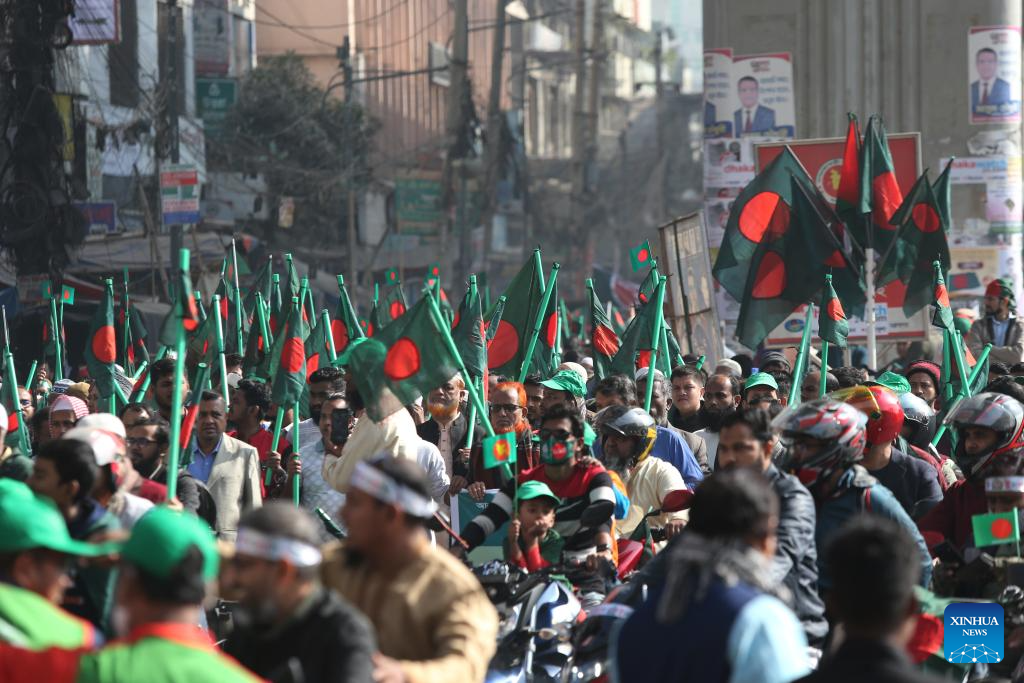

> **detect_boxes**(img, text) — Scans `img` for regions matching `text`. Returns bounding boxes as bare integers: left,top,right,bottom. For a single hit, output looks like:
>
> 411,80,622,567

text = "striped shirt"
462,463,617,552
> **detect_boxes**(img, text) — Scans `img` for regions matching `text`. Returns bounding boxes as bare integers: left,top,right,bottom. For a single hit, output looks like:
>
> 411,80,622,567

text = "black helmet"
597,405,657,468
948,392,1024,478
899,392,936,450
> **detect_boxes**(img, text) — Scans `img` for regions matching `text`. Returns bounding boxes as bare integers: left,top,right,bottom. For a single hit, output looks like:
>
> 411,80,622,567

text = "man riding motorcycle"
597,406,688,541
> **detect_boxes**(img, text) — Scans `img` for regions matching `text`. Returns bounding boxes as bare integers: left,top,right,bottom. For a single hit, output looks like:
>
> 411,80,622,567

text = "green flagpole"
212,294,229,406
819,341,829,398
643,277,667,413
933,343,992,446
256,292,273,349
231,238,244,353
165,249,191,500
104,279,118,414
24,360,37,394
695,355,705,370
321,310,337,362
50,295,63,381
292,399,301,506
336,275,365,340
463,275,480,450
518,263,560,383
121,269,132,374
2,307,31,456
788,304,814,406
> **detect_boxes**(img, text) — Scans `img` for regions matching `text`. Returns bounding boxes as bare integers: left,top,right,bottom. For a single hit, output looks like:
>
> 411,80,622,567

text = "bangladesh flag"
271,297,309,408
2,355,27,452
383,268,399,285
610,278,665,377
878,173,951,318
243,256,273,316
118,303,150,370
332,278,364,356
85,284,118,399
932,157,954,233
931,263,955,333
588,280,620,379
818,274,848,348
972,510,1020,547
368,284,407,336
187,307,217,367
452,281,486,380
486,254,545,377
304,314,330,379
637,266,658,306
834,113,862,235
629,240,654,271
858,115,904,253
482,432,517,469
424,263,441,288
159,268,200,347
348,297,461,421
268,275,284,335
529,270,560,377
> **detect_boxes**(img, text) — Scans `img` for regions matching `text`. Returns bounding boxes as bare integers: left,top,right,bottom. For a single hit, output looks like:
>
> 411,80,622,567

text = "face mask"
540,434,576,465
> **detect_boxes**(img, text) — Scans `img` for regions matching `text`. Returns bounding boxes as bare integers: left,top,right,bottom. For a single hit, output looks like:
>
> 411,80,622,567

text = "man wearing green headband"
967,277,1024,365
0,479,112,650
0,506,260,682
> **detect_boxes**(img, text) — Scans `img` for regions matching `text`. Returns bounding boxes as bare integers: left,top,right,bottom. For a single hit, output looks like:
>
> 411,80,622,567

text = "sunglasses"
490,403,523,414
538,428,572,441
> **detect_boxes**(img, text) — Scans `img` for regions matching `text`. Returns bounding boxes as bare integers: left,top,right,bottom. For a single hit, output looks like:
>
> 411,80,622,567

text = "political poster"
938,156,1023,238
194,0,231,77
704,137,756,189
730,53,796,139
948,246,1002,299
968,26,1022,125
703,48,735,138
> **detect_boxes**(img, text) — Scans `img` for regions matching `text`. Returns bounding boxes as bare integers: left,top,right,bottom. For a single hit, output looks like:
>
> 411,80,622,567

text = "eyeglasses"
19,399,31,406
126,437,157,447
538,428,572,441
490,403,523,414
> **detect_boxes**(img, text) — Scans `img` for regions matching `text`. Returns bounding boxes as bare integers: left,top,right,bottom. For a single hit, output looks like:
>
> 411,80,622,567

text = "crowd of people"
1,279,1024,682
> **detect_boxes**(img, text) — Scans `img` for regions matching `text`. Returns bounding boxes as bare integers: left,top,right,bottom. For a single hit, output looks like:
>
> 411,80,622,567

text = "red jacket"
917,479,986,550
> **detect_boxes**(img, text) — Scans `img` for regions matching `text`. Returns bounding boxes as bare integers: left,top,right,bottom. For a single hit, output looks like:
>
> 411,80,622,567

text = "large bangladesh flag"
858,115,904,253
877,171,950,317
588,280,620,379
332,279,364,356
271,296,309,408
85,283,118,399
834,113,862,237
452,281,486,381
610,279,665,377
487,253,545,377
348,297,461,421
529,270,560,377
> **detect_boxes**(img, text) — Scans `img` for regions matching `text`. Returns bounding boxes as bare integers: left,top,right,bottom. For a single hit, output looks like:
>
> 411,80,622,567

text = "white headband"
350,460,439,519
235,528,323,567
986,476,1024,494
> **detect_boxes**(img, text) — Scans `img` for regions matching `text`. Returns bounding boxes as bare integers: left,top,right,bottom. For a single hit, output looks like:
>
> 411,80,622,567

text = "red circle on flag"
636,350,651,369
752,251,786,299
871,172,902,229
739,192,790,243
452,311,461,329
184,296,199,331
389,301,406,320
594,325,620,357
307,353,320,378
544,312,558,347
331,320,349,352
827,297,845,321
636,248,649,263
431,266,440,276
993,517,1014,539
281,337,305,373
911,203,941,233
91,325,117,364
488,321,519,369
935,285,950,309
825,249,846,268
384,337,421,380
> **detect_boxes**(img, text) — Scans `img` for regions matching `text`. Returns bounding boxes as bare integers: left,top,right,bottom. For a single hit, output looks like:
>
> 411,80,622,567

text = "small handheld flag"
60,286,75,305
972,510,1020,547
629,241,653,272
384,268,399,285
482,432,517,469
424,263,441,287
819,274,849,348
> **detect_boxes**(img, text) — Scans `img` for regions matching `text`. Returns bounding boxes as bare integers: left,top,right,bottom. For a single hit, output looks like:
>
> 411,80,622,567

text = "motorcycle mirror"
659,489,694,513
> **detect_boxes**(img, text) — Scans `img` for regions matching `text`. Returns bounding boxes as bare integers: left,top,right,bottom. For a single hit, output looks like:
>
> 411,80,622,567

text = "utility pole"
569,0,588,294
442,0,469,282
653,29,663,153
580,0,604,298
481,0,508,277
165,0,182,295
340,36,359,293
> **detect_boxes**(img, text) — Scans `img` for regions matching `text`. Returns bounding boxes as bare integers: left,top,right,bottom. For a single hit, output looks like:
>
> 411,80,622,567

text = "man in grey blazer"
186,390,262,540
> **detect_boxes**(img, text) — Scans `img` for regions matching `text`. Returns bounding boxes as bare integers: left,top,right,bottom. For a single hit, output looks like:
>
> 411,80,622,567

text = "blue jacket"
971,77,1012,114
733,105,776,134
815,466,933,590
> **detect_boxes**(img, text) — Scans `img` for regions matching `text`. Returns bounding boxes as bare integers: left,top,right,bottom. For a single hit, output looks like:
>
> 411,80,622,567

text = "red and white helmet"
948,392,1024,478
838,385,905,446
774,399,868,493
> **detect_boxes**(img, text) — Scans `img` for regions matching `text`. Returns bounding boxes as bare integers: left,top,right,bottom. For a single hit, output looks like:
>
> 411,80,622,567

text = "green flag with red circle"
858,114,905,253
332,279,364,355
931,263,956,333
347,296,461,421
304,314,330,379
629,241,654,272
834,113,862,235
972,510,1020,547
383,268,399,285
588,281,620,379
529,270,560,377
482,432,517,469
85,284,118,399
452,281,486,381
158,270,200,347
818,274,849,348
271,298,309,408
486,254,545,376
610,278,665,377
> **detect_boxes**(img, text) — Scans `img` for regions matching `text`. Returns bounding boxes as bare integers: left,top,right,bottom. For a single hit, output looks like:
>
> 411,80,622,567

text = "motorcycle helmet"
597,405,657,469
774,399,867,493
899,392,936,449
947,392,1024,478
837,385,904,446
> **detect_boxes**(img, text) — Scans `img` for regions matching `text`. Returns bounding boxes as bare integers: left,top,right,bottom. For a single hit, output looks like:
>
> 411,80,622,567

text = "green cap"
119,506,219,581
867,371,911,395
0,479,117,557
744,372,779,392
333,336,369,367
516,480,561,506
539,369,586,398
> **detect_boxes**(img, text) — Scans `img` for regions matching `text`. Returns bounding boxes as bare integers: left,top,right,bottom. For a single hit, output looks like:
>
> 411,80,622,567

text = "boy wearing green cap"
505,481,564,572
0,506,260,682
0,479,113,650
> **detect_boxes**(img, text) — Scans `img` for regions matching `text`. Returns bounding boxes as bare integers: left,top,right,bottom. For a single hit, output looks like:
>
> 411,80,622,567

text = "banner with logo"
968,26,1022,125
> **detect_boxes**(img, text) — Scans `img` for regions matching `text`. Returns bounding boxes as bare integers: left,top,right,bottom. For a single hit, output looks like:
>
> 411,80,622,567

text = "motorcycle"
615,489,694,580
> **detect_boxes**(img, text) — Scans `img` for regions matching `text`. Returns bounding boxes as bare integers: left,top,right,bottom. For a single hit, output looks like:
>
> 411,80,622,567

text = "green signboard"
395,175,443,235
196,78,237,139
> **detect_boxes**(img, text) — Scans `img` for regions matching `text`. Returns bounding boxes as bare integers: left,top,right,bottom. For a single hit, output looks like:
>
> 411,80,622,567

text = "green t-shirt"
0,583,97,650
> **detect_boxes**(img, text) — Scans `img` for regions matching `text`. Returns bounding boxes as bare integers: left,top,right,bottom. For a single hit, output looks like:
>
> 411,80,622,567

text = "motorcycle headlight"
570,660,605,681
496,605,520,640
